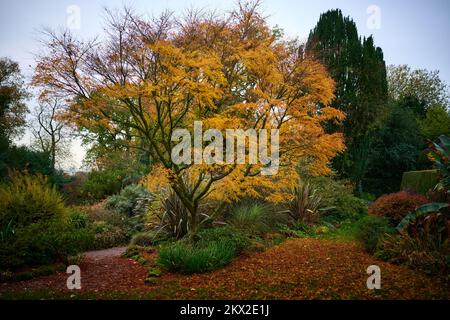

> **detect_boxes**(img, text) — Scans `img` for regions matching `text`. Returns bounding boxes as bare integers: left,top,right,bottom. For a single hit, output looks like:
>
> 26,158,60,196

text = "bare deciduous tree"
31,95,71,170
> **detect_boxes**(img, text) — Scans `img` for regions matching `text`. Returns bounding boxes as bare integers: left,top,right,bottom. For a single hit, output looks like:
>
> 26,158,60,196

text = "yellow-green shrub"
0,172,92,270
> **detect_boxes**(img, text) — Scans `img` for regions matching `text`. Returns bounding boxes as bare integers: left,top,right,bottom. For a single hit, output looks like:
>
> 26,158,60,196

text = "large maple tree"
33,2,345,234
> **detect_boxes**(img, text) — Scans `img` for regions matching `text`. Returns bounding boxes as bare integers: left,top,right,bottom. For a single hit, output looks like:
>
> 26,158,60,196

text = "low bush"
105,184,153,216
355,216,395,254
276,222,334,239
0,263,66,282
196,226,250,253
76,202,146,248
68,210,89,229
158,240,235,274
368,191,429,225
375,201,450,276
130,230,172,247
90,221,126,250
276,222,314,238
308,176,367,222
0,172,92,270
376,234,450,275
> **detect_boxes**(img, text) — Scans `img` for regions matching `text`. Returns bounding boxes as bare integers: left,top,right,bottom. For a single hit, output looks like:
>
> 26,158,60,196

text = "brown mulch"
0,239,448,299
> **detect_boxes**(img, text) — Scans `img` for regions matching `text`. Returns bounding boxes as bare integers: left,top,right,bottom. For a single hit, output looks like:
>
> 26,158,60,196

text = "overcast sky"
1,0,449,170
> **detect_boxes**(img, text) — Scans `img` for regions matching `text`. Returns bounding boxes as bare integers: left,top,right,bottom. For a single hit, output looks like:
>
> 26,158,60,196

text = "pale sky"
1,0,449,170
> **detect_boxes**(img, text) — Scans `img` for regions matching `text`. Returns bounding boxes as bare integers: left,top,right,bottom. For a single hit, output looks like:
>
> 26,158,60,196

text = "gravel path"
83,247,128,261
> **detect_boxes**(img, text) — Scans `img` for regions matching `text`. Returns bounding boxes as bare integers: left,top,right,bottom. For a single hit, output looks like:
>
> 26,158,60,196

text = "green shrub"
0,173,92,270
122,244,141,258
401,170,439,195
90,221,126,250
276,222,314,238
308,176,367,222
230,203,269,234
158,240,235,274
79,169,126,201
196,226,250,253
81,202,146,246
0,172,67,227
105,184,153,216
69,210,89,229
130,230,172,247
355,216,395,254
368,191,429,225
101,209,145,241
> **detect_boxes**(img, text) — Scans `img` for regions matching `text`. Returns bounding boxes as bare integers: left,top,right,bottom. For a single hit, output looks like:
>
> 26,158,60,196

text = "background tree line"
306,9,450,197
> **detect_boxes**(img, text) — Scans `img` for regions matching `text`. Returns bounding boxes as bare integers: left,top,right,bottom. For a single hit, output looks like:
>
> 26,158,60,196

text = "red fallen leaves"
0,239,448,299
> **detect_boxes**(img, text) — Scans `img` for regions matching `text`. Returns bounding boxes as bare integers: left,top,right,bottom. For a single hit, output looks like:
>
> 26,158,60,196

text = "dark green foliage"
130,230,172,247
79,169,126,201
356,216,395,254
196,226,250,254
429,135,450,195
365,102,425,195
158,225,250,274
306,10,364,137
0,58,28,143
308,176,367,222
68,210,89,229
0,145,55,181
276,222,316,238
401,170,439,195
0,263,66,283
105,184,153,216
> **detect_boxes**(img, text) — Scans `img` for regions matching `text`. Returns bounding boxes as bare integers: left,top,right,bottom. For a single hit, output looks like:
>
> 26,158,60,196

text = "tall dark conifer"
306,10,388,192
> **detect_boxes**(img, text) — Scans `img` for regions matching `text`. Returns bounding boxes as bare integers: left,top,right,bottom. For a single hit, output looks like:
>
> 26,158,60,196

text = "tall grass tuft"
230,202,269,234
158,240,235,274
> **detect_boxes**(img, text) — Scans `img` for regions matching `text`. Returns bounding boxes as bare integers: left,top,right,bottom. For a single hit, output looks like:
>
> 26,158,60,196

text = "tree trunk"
51,135,56,171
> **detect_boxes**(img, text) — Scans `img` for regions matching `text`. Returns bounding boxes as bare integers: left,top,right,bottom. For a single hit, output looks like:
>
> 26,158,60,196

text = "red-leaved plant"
369,191,429,225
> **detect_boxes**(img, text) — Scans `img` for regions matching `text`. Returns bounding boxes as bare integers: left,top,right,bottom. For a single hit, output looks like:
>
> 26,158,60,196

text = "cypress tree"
306,9,388,192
